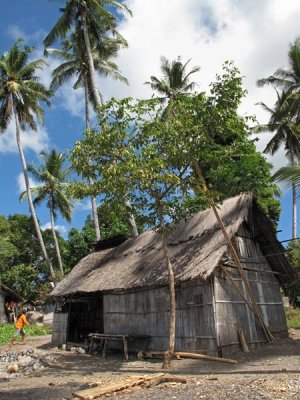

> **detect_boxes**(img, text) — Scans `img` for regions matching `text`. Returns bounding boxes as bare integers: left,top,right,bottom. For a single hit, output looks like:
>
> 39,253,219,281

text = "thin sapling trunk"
158,200,176,369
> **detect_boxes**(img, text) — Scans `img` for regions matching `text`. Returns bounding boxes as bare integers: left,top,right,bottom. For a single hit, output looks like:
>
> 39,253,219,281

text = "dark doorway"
67,296,103,343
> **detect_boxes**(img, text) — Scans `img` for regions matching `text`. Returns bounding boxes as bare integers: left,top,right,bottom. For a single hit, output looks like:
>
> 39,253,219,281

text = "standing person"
10,310,31,345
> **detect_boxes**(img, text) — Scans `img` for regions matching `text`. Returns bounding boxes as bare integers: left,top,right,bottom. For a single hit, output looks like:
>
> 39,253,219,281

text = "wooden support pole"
193,162,275,343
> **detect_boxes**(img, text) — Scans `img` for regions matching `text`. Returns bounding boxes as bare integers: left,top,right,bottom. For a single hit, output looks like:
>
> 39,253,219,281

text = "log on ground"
72,373,186,399
137,351,237,364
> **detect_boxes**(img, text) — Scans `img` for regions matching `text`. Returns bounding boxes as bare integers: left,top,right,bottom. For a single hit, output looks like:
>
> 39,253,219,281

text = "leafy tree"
284,240,300,306
0,214,65,300
0,40,55,280
69,63,281,367
21,150,72,276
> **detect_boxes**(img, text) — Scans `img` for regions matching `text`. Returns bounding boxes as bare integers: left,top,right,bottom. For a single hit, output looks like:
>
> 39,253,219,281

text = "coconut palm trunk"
158,201,176,369
49,197,64,275
81,9,102,108
81,12,139,237
85,79,101,242
13,104,56,281
290,150,297,239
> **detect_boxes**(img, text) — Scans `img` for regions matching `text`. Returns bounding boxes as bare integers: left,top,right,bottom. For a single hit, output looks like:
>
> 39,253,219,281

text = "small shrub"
285,307,300,329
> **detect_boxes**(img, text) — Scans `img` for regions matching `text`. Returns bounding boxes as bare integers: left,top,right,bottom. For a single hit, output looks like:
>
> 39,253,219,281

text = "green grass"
285,307,300,329
0,324,52,345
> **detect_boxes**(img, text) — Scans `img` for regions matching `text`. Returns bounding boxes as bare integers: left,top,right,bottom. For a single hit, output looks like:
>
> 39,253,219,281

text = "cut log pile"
72,373,187,399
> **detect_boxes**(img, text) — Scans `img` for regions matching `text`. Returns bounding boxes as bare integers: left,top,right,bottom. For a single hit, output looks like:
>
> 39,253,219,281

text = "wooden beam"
138,351,237,364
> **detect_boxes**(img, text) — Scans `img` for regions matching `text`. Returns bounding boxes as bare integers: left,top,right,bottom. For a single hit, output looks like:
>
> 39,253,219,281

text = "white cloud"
41,222,68,236
74,199,93,212
0,121,49,154
17,173,39,194
6,25,47,43
95,0,300,171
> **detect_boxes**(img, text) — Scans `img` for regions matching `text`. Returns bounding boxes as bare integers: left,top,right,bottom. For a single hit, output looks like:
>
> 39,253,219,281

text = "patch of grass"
0,324,52,345
285,307,300,329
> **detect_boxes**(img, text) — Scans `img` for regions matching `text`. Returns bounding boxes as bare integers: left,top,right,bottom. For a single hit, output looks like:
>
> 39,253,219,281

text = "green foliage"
284,240,300,305
70,62,280,227
0,324,52,345
0,214,66,300
285,307,300,328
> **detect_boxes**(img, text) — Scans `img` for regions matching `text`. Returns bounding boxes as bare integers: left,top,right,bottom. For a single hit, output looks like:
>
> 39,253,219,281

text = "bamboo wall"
52,312,68,345
214,223,287,355
0,292,6,323
104,279,218,355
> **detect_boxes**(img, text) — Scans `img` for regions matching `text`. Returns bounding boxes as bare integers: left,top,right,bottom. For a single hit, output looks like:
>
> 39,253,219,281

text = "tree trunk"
85,78,101,242
125,198,139,237
290,150,297,239
81,9,102,108
292,182,297,239
50,197,64,276
158,201,176,369
14,105,56,282
81,15,139,238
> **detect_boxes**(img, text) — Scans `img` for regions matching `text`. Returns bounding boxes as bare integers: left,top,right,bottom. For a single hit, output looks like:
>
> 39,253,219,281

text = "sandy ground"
0,331,299,400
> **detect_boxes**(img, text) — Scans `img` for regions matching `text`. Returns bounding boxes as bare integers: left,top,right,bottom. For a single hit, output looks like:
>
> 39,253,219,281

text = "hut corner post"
158,200,176,369
193,162,275,343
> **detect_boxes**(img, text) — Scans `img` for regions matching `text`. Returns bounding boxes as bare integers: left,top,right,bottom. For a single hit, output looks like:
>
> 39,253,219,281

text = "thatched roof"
51,193,295,298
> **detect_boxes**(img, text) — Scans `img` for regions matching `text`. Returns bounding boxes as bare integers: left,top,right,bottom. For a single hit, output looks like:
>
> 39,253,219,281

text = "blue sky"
0,0,300,242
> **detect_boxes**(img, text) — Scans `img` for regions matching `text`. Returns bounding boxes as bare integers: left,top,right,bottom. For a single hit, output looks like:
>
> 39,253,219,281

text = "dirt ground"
0,330,299,400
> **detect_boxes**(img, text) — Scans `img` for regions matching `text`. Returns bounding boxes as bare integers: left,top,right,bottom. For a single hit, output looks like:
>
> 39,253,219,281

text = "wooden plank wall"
52,312,68,345
0,292,6,323
104,279,218,355
215,223,287,354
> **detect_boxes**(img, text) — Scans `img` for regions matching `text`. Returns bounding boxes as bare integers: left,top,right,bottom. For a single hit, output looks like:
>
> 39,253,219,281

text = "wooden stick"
193,162,274,343
138,351,237,364
237,327,249,353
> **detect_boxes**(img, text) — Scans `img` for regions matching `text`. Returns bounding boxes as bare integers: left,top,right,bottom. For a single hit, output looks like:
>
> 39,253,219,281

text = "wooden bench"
88,333,151,361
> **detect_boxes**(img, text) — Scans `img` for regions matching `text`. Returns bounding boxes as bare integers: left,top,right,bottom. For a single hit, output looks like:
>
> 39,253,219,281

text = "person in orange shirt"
10,310,31,345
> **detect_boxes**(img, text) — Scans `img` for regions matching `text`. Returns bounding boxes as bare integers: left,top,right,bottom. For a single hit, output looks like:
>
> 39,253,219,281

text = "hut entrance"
67,296,103,344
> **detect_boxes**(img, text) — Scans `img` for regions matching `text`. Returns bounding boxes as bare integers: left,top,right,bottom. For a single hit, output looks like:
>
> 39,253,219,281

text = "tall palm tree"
45,2,139,238
48,26,128,241
255,89,300,238
257,37,300,239
257,37,300,93
21,150,73,275
145,56,200,117
0,40,55,281
44,0,131,109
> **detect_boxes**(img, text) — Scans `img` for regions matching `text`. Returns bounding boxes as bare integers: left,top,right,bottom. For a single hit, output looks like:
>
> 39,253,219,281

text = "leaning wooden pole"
193,162,275,343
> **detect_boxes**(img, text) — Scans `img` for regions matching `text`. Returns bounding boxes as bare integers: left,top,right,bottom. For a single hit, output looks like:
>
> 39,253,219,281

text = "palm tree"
145,56,200,117
44,0,131,109
257,37,300,93
21,150,73,275
255,89,300,238
48,26,128,241
0,40,55,281
45,2,139,238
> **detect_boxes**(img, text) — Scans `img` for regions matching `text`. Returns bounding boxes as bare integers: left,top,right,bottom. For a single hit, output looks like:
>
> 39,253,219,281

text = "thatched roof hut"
51,193,295,355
